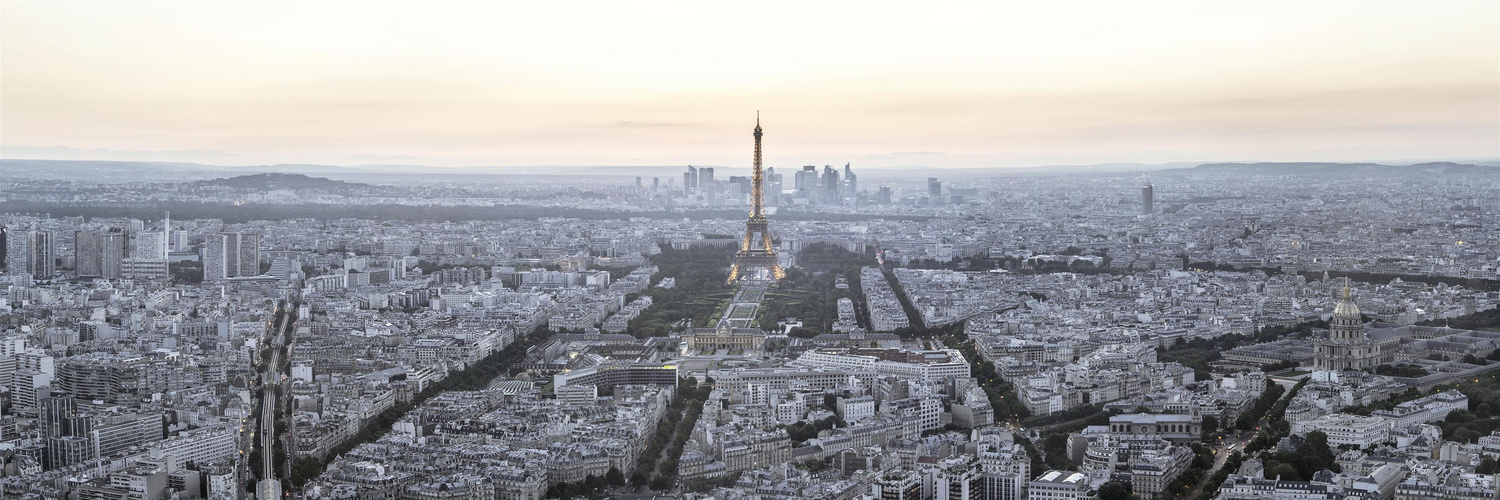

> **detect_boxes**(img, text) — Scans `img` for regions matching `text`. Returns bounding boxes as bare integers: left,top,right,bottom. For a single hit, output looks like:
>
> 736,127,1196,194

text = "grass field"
687,291,735,328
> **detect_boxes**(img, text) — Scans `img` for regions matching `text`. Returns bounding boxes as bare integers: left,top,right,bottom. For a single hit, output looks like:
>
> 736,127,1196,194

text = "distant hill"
1162,161,1499,177
1191,162,1384,174
0,159,221,181
198,173,366,191
1403,162,1500,175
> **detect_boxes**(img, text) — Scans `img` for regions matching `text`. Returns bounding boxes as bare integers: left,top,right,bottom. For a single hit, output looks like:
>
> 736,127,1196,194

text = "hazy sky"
2,1,1497,169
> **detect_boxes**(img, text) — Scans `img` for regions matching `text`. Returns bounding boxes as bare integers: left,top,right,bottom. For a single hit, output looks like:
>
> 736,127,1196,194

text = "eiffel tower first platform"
727,114,785,283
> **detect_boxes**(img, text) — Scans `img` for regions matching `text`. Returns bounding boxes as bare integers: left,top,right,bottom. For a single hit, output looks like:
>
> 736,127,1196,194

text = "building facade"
683,322,767,352
205,232,261,281
1028,470,1090,500
1314,284,1397,371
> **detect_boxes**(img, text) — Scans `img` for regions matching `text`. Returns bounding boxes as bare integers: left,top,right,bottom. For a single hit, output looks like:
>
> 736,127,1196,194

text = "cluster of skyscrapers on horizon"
681,163,863,206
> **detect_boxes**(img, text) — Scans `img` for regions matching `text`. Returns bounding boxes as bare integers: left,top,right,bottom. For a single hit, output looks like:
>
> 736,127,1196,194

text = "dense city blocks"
2,156,1497,500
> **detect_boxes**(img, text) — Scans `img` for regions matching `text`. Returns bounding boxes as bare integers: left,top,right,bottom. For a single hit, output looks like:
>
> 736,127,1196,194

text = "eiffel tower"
727,113,785,283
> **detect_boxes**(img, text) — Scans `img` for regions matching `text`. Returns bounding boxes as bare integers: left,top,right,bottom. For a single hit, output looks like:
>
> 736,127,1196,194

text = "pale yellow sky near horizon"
2,1,1497,169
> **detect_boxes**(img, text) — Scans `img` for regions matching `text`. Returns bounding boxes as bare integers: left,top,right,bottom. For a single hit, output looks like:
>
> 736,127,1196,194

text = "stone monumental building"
682,318,767,354
1313,281,1398,371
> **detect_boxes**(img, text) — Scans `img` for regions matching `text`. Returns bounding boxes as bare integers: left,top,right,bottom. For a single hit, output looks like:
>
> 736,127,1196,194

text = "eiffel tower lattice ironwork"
728,112,785,283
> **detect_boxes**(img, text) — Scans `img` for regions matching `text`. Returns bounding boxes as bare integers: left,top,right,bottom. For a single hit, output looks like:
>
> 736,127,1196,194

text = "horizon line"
3,156,1497,173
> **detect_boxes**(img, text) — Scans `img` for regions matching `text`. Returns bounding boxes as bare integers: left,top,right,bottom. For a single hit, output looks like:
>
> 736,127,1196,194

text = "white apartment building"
837,396,876,423
883,397,943,433
928,455,980,500
151,424,239,465
556,385,598,406
1029,470,1091,500
1371,390,1469,427
791,349,969,382
775,399,806,424
1293,413,1391,448
711,367,877,403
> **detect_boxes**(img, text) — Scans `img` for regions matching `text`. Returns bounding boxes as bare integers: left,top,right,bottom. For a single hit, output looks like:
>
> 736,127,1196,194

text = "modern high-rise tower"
76,229,128,279
793,166,813,192
699,167,715,190
1141,184,1154,214
765,167,781,205
842,163,858,202
6,229,55,278
205,232,261,281
42,394,94,470
99,231,127,278
821,166,840,204
728,114,784,283
75,231,104,277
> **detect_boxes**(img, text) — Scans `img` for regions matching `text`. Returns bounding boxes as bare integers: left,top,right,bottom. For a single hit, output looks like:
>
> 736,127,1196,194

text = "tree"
548,482,581,499
1202,415,1220,441
1479,457,1499,475
1303,430,1330,452
606,466,626,486
1236,413,1257,431
648,475,673,491
1477,403,1493,419
1268,463,1302,481
1295,430,1340,475
1098,480,1132,500
1262,360,1300,372
290,457,323,487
